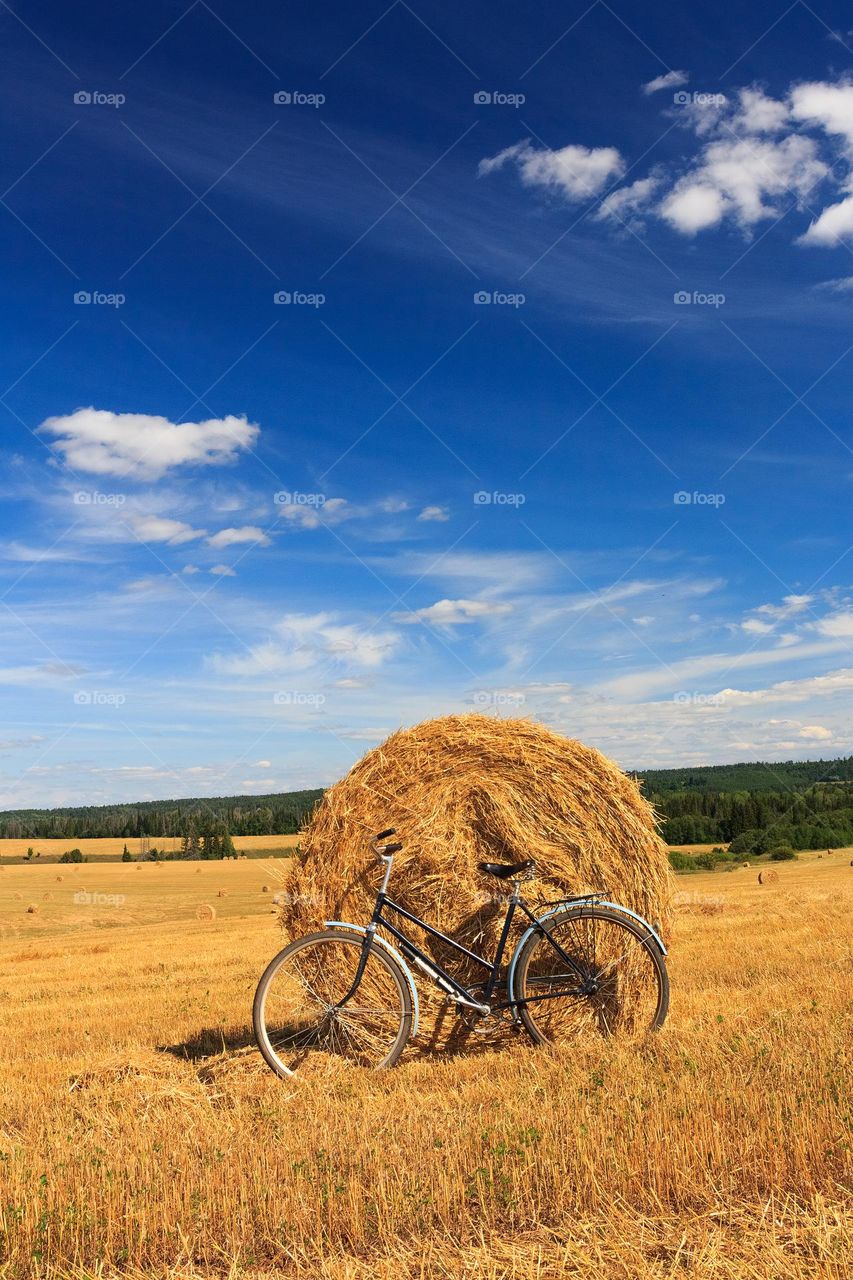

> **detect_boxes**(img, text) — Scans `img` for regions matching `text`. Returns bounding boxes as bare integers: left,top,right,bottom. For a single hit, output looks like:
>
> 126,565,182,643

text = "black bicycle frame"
340,883,595,1014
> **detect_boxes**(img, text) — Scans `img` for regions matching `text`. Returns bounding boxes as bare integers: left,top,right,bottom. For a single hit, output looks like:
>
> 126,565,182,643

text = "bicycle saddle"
478,859,536,880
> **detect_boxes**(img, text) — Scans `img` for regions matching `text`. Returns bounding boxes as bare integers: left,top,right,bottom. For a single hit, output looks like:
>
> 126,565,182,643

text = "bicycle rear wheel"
512,905,668,1044
253,930,413,1077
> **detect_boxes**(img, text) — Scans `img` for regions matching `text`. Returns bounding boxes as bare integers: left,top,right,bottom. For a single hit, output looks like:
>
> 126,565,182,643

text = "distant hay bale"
195,904,217,921
26,904,38,914
55,875,63,882
280,714,672,1045
195,868,202,874
217,889,227,898
13,892,22,900
741,861,750,868
758,869,779,885
261,884,270,893
42,892,51,901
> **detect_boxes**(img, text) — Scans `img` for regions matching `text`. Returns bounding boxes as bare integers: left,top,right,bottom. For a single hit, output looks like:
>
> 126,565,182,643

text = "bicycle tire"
511,905,669,1044
253,929,413,1077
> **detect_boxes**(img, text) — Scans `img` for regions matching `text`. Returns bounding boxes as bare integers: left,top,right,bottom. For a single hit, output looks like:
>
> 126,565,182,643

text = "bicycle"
253,828,669,1076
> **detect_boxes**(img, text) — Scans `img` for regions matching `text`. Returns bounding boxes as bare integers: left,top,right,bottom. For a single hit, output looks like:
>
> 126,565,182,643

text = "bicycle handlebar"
371,828,402,857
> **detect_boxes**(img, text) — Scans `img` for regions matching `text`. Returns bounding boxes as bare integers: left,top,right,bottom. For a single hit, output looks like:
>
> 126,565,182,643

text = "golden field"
0,834,301,862
0,851,850,1279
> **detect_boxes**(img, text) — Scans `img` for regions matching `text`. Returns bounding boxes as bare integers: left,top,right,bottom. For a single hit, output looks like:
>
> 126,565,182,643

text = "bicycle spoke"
256,933,409,1074
519,910,664,1042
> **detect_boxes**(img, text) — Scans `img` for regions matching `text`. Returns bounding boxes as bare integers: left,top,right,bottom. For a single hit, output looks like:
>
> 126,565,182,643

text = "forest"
4,756,853,853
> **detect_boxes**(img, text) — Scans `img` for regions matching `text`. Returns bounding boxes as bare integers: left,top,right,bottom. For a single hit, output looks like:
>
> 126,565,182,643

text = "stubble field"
0,850,850,1278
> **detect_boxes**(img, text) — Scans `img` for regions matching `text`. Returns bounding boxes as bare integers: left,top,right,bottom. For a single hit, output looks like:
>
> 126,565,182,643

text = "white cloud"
279,496,404,531
601,638,848,700
799,723,832,739
130,515,207,545
660,183,726,232
596,176,661,224
182,564,200,574
253,759,272,768
390,549,554,593
799,194,853,245
486,76,853,245
814,275,853,292
816,608,853,637
661,135,826,234
417,505,449,522
790,80,853,152
395,598,513,626
0,540,95,563
642,70,688,96
207,525,271,549
212,611,400,676
731,87,789,135
756,593,813,619
209,564,236,577
479,140,625,201
741,618,774,635
39,409,259,479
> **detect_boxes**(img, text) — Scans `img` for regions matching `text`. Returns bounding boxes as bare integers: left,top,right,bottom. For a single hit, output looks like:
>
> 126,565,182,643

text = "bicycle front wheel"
512,905,669,1044
253,930,413,1077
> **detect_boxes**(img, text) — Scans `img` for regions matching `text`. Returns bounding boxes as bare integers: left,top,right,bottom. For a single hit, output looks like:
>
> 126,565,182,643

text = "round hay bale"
758,869,779,885
261,884,270,893
55,875,63,882
741,861,750,868
195,904,217,922
26,903,38,914
281,714,672,1046
195,868,202,874
13,892,22,900
217,889,227,898
43,891,51,901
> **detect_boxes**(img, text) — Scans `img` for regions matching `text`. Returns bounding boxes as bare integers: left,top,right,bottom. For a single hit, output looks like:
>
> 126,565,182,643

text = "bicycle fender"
323,921,420,1037
507,901,667,999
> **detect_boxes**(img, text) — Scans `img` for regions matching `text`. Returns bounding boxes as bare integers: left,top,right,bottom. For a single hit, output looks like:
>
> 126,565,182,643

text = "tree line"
0,789,323,840
652,781,853,851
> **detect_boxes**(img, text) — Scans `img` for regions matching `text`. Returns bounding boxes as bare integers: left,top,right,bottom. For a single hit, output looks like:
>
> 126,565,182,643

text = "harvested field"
0,833,300,862
0,853,850,1277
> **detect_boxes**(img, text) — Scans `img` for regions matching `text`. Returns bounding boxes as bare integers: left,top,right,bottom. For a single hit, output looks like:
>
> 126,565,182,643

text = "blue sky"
3,0,853,806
